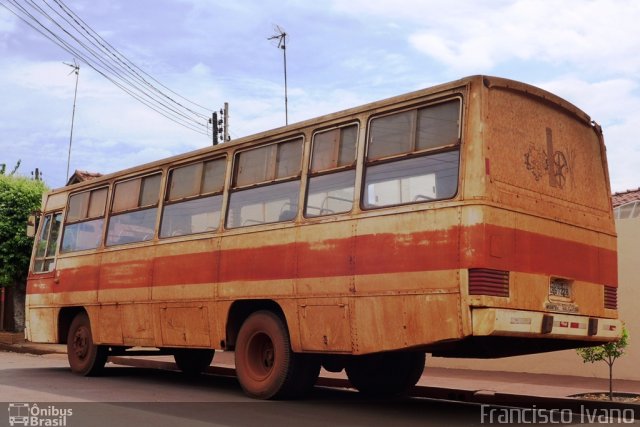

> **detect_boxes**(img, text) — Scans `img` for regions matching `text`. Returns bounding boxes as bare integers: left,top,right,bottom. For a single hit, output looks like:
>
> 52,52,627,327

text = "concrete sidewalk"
2,340,639,402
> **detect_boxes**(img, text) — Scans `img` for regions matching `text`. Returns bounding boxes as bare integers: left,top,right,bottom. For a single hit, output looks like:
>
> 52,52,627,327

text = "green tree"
0,173,47,287
576,325,629,400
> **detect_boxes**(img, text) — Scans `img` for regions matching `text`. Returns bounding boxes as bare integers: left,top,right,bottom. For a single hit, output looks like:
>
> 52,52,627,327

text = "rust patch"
523,128,570,189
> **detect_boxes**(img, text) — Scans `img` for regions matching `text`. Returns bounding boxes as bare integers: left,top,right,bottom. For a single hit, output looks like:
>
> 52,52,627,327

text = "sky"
0,0,638,192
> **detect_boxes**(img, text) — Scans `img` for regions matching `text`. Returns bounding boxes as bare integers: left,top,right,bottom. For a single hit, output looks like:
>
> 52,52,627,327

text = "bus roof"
50,75,591,195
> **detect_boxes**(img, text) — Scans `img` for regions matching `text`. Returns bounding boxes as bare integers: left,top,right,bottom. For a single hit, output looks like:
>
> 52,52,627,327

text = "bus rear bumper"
472,308,622,342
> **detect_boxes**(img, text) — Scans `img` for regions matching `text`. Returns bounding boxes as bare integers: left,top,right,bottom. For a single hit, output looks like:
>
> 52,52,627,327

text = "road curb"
0,342,66,355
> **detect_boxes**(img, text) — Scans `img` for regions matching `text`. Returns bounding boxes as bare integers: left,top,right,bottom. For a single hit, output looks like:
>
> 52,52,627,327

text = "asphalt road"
0,351,498,427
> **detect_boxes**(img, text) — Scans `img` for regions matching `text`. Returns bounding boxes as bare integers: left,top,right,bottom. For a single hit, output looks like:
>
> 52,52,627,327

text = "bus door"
28,211,63,292
26,211,63,342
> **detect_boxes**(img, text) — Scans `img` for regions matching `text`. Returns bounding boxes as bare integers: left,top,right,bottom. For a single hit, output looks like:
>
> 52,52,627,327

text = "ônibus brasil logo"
7,403,72,426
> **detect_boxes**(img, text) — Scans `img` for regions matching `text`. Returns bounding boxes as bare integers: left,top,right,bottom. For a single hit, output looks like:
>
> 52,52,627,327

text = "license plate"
550,278,571,299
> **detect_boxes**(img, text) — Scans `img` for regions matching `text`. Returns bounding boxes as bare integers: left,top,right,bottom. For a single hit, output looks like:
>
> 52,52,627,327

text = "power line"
0,0,214,137
18,0,207,130
1,0,209,135
51,0,213,116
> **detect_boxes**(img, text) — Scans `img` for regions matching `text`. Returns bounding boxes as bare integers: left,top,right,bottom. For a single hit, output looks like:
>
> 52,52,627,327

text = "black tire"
67,312,108,376
346,351,425,396
235,310,320,400
174,349,215,375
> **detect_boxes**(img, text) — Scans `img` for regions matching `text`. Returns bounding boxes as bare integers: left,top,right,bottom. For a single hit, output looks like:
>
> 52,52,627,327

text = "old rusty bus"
26,76,621,399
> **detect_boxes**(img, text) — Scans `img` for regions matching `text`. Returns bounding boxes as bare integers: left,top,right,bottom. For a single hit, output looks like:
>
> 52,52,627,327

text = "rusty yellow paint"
24,76,619,358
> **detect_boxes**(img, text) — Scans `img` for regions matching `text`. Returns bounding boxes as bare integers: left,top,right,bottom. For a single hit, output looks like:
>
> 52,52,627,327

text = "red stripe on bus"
27,224,616,294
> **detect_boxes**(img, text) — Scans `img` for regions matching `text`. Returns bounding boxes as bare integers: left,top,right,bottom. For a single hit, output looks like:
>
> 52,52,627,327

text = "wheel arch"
57,306,87,344
224,299,300,351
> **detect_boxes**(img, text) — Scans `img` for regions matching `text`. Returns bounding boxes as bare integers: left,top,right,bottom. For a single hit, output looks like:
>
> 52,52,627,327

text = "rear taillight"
469,268,509,297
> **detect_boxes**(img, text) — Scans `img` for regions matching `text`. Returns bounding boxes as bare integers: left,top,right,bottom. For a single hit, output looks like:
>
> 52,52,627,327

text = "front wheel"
235,310,320,400
67,312,108,376
346,351,425,396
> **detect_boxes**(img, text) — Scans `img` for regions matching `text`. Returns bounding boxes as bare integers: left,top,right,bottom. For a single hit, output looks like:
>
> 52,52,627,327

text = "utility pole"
210,112,218,146
210,103,230,145
64,60,80,183
222,102,229,142
31,168,42,181
268,26,288,126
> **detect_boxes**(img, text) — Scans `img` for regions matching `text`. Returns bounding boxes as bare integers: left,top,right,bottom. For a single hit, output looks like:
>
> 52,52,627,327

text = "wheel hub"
247,332,275,379
73,327,89,359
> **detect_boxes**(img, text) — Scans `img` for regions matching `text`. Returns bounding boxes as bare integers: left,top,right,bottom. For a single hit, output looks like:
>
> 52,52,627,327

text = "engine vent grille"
469,268,509,297
604,285,617,310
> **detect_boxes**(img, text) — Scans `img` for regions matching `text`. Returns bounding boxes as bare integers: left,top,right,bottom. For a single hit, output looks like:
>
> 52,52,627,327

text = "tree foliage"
576,325,629,400
0,174,47,288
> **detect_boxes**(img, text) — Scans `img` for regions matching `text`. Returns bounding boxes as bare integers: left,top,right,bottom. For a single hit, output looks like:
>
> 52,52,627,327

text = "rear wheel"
346,351,425,396
235,310,320,399
67,312,108,376
173,349,215,375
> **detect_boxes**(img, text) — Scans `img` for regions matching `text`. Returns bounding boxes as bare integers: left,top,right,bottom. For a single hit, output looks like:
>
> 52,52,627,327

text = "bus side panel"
98,246,154,346
351,293,463,354
151,238,220,348
218,227,302,350
350,206,463,353
24,300,57,343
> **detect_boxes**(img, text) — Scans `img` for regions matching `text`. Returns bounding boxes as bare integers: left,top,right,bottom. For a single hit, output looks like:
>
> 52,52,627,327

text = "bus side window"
33,212,62,272
227,138,303,228
61,187,108,253
160,158,225,238
305,124,357,217
106,173,161,246
363,99,461,209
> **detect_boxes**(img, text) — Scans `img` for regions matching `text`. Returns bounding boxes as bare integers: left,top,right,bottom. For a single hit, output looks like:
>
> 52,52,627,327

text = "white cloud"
605,113,640,192
0,6,16,34
333,0,640,76
538,77,639,125
408,32,494,72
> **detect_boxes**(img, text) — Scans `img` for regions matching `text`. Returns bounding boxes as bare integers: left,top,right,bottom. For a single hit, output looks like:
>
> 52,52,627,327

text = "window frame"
106,171,163,247
60,186,109,254
110,173,162,215
614,201,640,219
304,122,359,218
32,211,62,273
159,156,227,238
226,136,304,229
308,122,359,175
361,97,463,210
64,186,109,225
231,136,304,191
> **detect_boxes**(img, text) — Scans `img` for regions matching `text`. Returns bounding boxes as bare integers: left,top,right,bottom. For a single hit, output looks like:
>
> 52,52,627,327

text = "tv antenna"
268,25,288,125
63,59,80,183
